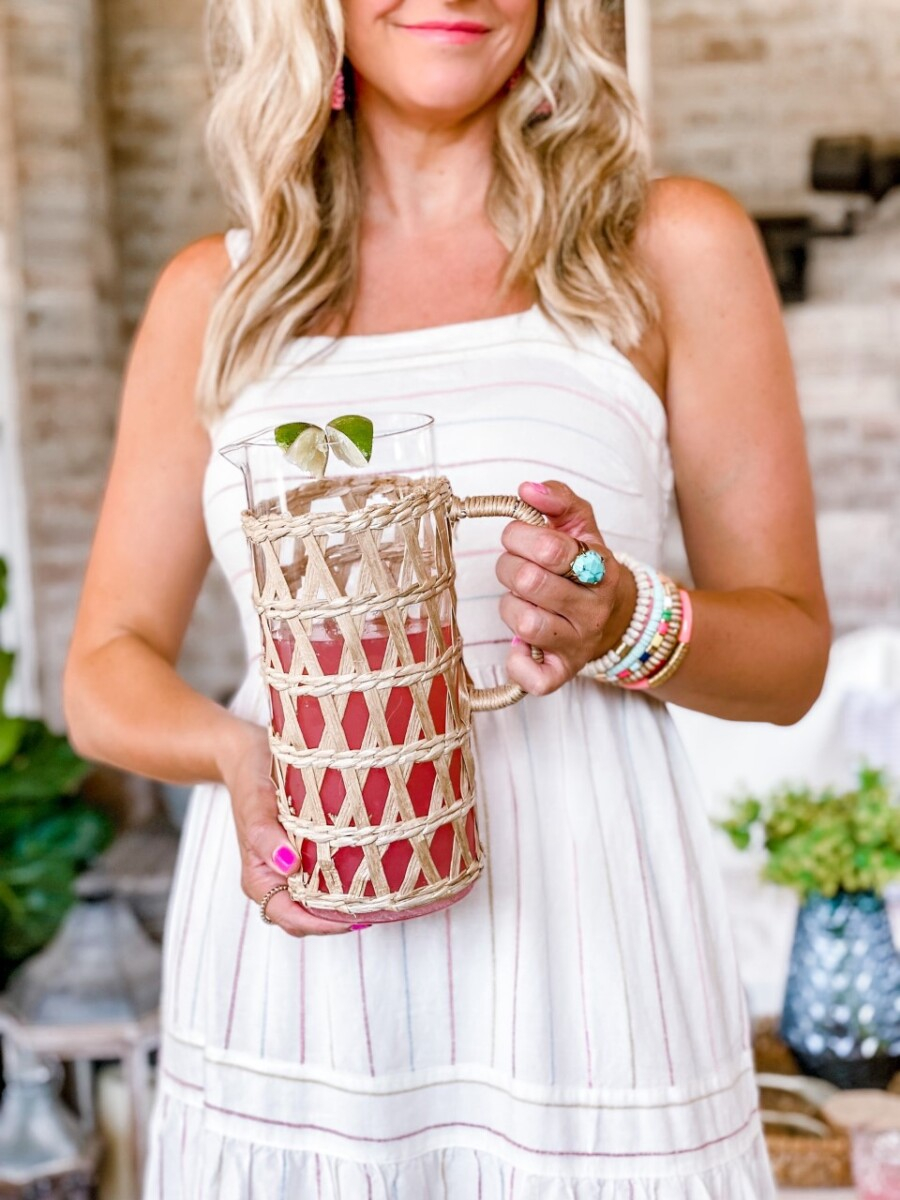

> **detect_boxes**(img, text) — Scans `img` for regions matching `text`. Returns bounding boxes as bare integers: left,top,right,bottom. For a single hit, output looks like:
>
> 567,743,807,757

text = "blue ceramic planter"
780,889,900,1088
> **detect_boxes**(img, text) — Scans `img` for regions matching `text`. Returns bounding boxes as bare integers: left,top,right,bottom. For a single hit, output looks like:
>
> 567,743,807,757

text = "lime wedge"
283,424,329,477
274,421,315,449
326,415,373,467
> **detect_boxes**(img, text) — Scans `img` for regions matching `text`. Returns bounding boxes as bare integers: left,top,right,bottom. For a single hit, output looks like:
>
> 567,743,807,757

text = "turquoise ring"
565,540,607,586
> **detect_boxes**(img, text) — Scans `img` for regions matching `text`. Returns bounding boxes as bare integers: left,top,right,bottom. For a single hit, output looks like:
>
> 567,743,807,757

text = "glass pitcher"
221,411,545,925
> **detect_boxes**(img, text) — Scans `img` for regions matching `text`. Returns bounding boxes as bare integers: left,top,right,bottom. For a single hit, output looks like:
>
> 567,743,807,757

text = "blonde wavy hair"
197,0,659,425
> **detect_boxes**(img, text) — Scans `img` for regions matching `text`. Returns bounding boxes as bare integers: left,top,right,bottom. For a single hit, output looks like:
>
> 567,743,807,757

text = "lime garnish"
284,425,329,476
274,421,315,449
326,415,374,467
273,415,374,478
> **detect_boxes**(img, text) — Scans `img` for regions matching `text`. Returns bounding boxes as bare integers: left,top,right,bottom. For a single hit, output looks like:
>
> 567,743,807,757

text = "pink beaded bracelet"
621,588,693,691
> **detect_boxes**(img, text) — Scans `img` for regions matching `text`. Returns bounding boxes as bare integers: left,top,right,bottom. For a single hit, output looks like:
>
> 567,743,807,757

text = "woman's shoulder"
140,234,235,346
155,233,234,299
637,174,775,338
638,174,767,296
642,174,756,240
124,235,233,409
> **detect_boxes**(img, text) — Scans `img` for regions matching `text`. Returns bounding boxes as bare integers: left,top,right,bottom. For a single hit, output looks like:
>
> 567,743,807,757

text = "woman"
64,0,830,1194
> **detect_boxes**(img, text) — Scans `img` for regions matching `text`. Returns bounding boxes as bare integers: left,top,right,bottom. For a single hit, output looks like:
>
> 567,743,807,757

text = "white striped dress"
143,229,778,1198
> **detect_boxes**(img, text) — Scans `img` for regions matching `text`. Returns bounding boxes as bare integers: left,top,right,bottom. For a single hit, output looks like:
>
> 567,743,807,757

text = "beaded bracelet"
578,552,693,690
606,566,683,685
607,568,668,682
617,576,682,683
612,591,681,685
646,589,694,688
583,554,662,680
622,589,694,690
578,554,652,679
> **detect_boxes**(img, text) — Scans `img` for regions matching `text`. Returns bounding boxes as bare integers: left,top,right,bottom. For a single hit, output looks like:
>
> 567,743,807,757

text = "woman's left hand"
497,479,636,696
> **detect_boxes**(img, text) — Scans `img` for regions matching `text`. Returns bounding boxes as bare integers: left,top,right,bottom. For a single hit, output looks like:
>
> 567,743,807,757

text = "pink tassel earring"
506,63,526,93
331,68,346,112
505,62,554,117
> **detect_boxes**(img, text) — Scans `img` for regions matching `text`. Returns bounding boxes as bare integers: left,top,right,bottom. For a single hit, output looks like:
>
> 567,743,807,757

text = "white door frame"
0,21,39,717
624,0,653,119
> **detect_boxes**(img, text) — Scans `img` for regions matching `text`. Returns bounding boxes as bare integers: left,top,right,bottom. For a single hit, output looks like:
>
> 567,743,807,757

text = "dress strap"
224,227,251,271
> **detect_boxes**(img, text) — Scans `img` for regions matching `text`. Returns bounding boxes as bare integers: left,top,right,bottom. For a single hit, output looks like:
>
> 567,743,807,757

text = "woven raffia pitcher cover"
242,470,544,924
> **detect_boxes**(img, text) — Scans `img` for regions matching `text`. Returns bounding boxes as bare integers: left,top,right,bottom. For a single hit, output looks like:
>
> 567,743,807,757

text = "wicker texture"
242,473,545,917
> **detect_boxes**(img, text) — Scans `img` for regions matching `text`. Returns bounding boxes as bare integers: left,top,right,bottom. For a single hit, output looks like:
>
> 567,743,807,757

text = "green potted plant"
716,765,900,1088
0,557,113,989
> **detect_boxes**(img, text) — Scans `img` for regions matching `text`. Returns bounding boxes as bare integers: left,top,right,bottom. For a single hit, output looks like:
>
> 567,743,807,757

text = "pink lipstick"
399,20,490,44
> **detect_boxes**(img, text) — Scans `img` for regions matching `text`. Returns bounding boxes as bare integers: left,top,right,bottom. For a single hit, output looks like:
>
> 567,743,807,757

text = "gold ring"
260,883,290,924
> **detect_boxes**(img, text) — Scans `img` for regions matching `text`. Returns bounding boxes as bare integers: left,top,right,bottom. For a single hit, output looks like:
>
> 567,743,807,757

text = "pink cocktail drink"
269,616,476,922
853,1129,900,1200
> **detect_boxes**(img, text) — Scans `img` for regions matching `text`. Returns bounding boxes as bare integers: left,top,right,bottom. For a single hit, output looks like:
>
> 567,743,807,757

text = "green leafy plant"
0,558,112,977
715,765,900,900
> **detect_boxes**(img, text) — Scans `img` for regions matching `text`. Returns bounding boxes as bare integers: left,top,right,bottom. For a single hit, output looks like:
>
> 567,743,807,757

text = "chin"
395,83,499,121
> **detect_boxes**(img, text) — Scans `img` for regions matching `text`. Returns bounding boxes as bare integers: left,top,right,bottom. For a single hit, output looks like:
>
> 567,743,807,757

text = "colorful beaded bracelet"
580,556,662,680
579,553,693,690
623,589,694,690
608,567,684,684
616,576,683,683
607,570,668,682
588,556,662,678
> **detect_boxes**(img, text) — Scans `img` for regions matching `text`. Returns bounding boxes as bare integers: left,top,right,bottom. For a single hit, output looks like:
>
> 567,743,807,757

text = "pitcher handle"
449,493,548,712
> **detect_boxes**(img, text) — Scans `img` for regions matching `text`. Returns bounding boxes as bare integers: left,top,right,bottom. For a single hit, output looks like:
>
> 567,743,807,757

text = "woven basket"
753,1016,854,1188
763,1124,853,1189
243,472,544,921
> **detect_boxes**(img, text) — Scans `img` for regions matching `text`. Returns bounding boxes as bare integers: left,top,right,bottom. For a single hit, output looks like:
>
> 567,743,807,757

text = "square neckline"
222,228,667,427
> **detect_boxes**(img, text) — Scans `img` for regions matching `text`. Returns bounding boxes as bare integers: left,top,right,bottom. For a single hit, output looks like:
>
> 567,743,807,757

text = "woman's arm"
63,236,343,937
497,177,831,725
639,176,831,723
63,236,245,784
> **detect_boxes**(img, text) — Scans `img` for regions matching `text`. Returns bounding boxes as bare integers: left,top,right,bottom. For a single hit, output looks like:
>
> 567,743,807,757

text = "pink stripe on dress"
616,697,676,1085
157,1092,169,1200
674,785,722,1064
299,938,307,1063
201,1101,761,1159
507,753,523,1079
224,898,251,1049
569,837,594,1087
357,935,376,1076
173,787,216,1026
225,375,658,439
445,907,457,1065
626,795,675,1085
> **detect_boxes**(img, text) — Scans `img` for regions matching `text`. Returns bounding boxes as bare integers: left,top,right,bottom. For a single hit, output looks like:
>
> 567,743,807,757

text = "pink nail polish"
511,635,523,646
272,844,299,873
525,481,548,494
349,923,372,931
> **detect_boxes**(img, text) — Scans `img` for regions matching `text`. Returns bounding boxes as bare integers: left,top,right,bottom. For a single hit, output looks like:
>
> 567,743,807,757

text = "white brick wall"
3,0,122,728
652,1,900,636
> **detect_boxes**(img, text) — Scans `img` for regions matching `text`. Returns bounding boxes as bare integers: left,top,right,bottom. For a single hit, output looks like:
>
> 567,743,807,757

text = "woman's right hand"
218,719,354,937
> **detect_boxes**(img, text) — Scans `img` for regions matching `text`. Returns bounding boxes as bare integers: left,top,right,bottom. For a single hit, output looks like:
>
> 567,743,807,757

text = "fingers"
506,638,570,697
234,775,305,883
234,780,353,938
263,885,354,938
500,522,584,577
518,479,600,539
242,854,352,938
494,482,625,697
499,588,572,646
496,551,581,615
